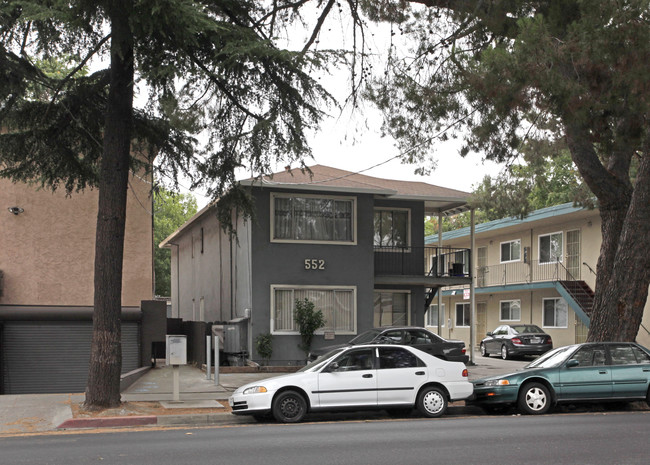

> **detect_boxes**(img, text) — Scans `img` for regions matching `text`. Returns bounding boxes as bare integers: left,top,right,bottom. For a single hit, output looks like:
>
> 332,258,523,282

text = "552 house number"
304,259,326,270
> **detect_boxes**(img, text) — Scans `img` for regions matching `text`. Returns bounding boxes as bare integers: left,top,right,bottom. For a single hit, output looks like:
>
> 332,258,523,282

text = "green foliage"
255,333,273,365
293,298,326,357
153,188,198,296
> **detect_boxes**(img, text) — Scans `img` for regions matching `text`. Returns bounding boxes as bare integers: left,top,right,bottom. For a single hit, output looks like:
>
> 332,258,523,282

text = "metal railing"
476,259,575,287
374,246,471,278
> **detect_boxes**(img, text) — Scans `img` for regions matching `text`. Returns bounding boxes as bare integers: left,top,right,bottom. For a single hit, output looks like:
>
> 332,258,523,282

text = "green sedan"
471,342,650,415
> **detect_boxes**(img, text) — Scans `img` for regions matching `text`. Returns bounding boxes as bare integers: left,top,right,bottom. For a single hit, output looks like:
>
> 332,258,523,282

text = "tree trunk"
84,0,134,409
566,121,650,342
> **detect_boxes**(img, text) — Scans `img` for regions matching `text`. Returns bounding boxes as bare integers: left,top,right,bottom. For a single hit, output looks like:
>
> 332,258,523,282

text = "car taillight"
511,337,523,345
461,348,466,354
547,337,552,345
462,368,468,377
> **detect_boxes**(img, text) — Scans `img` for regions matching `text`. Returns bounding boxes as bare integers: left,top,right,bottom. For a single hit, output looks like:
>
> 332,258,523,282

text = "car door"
558,344,612,400
317,348,377,408
376,347,425,406
608,344,650,398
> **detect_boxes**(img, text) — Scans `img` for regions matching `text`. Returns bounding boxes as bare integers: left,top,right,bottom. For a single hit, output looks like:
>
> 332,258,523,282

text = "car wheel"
417,386,447,418
501,344,509,360
518,382,551,415
481,343,489,357
272,390,307,423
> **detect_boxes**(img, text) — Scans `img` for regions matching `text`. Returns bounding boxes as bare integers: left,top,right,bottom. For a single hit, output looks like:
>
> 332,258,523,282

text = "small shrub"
294,298,326,357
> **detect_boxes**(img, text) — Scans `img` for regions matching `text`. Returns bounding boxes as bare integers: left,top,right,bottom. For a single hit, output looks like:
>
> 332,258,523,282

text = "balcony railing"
374,246,471,278
476,260,573,287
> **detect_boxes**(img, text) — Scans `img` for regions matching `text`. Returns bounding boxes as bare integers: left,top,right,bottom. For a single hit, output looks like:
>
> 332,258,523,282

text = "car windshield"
349,329,382,344
525,345,578,369
510,325,544,334
297,348,344,372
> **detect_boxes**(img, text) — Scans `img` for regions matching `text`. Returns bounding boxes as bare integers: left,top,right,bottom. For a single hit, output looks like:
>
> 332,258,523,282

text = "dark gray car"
308,326,469,363
480,324,553,360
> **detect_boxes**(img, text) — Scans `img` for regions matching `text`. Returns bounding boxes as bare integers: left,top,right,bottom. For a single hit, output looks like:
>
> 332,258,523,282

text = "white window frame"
542,297,569,328
539,231,563,264
499,299,521,321
373,207,411,248
500,239,521,263
270,192,357,245
426,303,445,327
373,290,411,327
270,285,357,335
455,302,471,327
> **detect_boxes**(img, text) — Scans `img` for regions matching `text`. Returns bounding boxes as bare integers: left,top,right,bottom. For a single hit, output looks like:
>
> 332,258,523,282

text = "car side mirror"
566,359,580,368
486,332,493,337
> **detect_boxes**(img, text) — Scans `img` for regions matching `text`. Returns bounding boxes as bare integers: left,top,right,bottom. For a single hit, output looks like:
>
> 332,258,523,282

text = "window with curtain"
373,291,409,327
272,194,355,243
543,298,568,328
272,286,356,334
539,232,563,264
373,208,409,247
500,300,521,321
426,304,445,327
500,239,521,263
456,303,470,327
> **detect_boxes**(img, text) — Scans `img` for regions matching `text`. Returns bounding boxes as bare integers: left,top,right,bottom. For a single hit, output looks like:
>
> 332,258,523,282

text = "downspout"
168,242,180,318
437,210,443,335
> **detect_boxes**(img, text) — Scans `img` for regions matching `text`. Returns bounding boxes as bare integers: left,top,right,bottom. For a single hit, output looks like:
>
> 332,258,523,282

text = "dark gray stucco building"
160,165,471,364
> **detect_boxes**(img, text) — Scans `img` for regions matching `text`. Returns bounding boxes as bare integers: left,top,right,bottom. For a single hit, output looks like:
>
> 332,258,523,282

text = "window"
272,193,355,244
539,232,563,264
378,347,422,369
500,300,521,321
569,345,606,366
456,303,470,327
543,298,568,328
373,291,410,327
374,208,409,247
426,304,445,327
500,239,521,263
609,345,640,365
330,348,375,371
272,286,356,334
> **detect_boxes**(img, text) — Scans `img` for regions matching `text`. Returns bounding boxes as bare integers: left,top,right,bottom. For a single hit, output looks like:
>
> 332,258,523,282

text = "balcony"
374,246,472,286
476,260,574,287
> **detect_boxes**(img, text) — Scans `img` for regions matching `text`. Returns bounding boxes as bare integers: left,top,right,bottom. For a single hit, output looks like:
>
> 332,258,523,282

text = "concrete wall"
0,174,153,307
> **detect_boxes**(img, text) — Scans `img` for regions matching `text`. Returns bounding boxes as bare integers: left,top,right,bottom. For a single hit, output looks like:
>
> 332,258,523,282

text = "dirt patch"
71,401,232,418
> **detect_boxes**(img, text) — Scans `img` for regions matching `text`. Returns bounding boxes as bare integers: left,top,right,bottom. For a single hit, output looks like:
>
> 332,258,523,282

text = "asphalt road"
1,411,648,465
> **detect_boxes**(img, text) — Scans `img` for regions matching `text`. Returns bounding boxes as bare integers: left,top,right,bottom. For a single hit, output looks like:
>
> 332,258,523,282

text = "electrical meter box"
166,334,187,365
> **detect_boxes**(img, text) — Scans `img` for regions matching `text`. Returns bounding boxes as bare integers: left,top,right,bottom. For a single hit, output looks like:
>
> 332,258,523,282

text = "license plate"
531,337,541,343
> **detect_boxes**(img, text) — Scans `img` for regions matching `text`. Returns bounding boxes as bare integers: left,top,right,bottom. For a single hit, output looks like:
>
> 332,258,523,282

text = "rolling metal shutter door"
2,321,140,394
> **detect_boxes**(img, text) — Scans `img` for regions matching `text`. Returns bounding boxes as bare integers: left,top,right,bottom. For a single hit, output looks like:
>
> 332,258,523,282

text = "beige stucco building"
425,203,650,352
0,174,155,394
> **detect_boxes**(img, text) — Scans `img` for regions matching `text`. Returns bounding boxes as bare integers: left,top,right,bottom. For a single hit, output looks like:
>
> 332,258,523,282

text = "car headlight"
482,379,511,387
243,386,268,395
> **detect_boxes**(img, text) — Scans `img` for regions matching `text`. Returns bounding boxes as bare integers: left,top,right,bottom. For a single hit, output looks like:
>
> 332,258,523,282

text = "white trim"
270,284,357,335
499,239,521,264
426,303,446,328
538,231,564,264
373,289,412,327
373,206,412,247
270,192,358,245
499,299,521,322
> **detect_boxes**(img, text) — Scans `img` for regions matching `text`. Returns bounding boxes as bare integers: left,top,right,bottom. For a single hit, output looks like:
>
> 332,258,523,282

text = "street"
1,411,648,465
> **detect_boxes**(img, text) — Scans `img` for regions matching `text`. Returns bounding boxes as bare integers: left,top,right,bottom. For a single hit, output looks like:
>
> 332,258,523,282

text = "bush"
255,333,273,365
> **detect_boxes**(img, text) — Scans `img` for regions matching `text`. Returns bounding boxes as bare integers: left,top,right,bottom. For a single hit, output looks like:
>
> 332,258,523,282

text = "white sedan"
229,344,473,423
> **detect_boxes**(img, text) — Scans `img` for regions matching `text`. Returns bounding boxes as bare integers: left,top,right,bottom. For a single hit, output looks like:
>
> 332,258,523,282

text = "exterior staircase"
558,280,594,326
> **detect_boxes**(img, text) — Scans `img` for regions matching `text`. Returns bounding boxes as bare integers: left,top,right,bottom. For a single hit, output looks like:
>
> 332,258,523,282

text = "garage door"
1,321,140,394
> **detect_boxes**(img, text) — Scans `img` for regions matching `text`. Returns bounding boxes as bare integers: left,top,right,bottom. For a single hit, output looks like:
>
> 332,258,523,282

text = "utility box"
223,317,248,354
166,334,187,365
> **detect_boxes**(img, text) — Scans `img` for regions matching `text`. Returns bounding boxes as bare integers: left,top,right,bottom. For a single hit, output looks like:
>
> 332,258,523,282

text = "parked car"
230,344,473,423
471,342,650,415
308,326,469,363
480,324,552,360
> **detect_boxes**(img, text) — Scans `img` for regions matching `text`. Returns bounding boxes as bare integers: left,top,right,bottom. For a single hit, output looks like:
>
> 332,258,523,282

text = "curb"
57,412,236,430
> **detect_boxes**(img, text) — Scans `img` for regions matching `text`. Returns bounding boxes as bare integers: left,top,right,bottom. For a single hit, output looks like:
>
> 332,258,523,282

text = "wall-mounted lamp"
8,206,24,215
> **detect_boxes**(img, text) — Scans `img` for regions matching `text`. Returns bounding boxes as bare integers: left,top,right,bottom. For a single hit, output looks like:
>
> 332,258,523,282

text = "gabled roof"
426,202,595,243
240,165,470,214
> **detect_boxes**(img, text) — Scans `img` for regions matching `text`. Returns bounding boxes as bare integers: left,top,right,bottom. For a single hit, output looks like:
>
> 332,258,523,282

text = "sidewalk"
1,353,528,434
